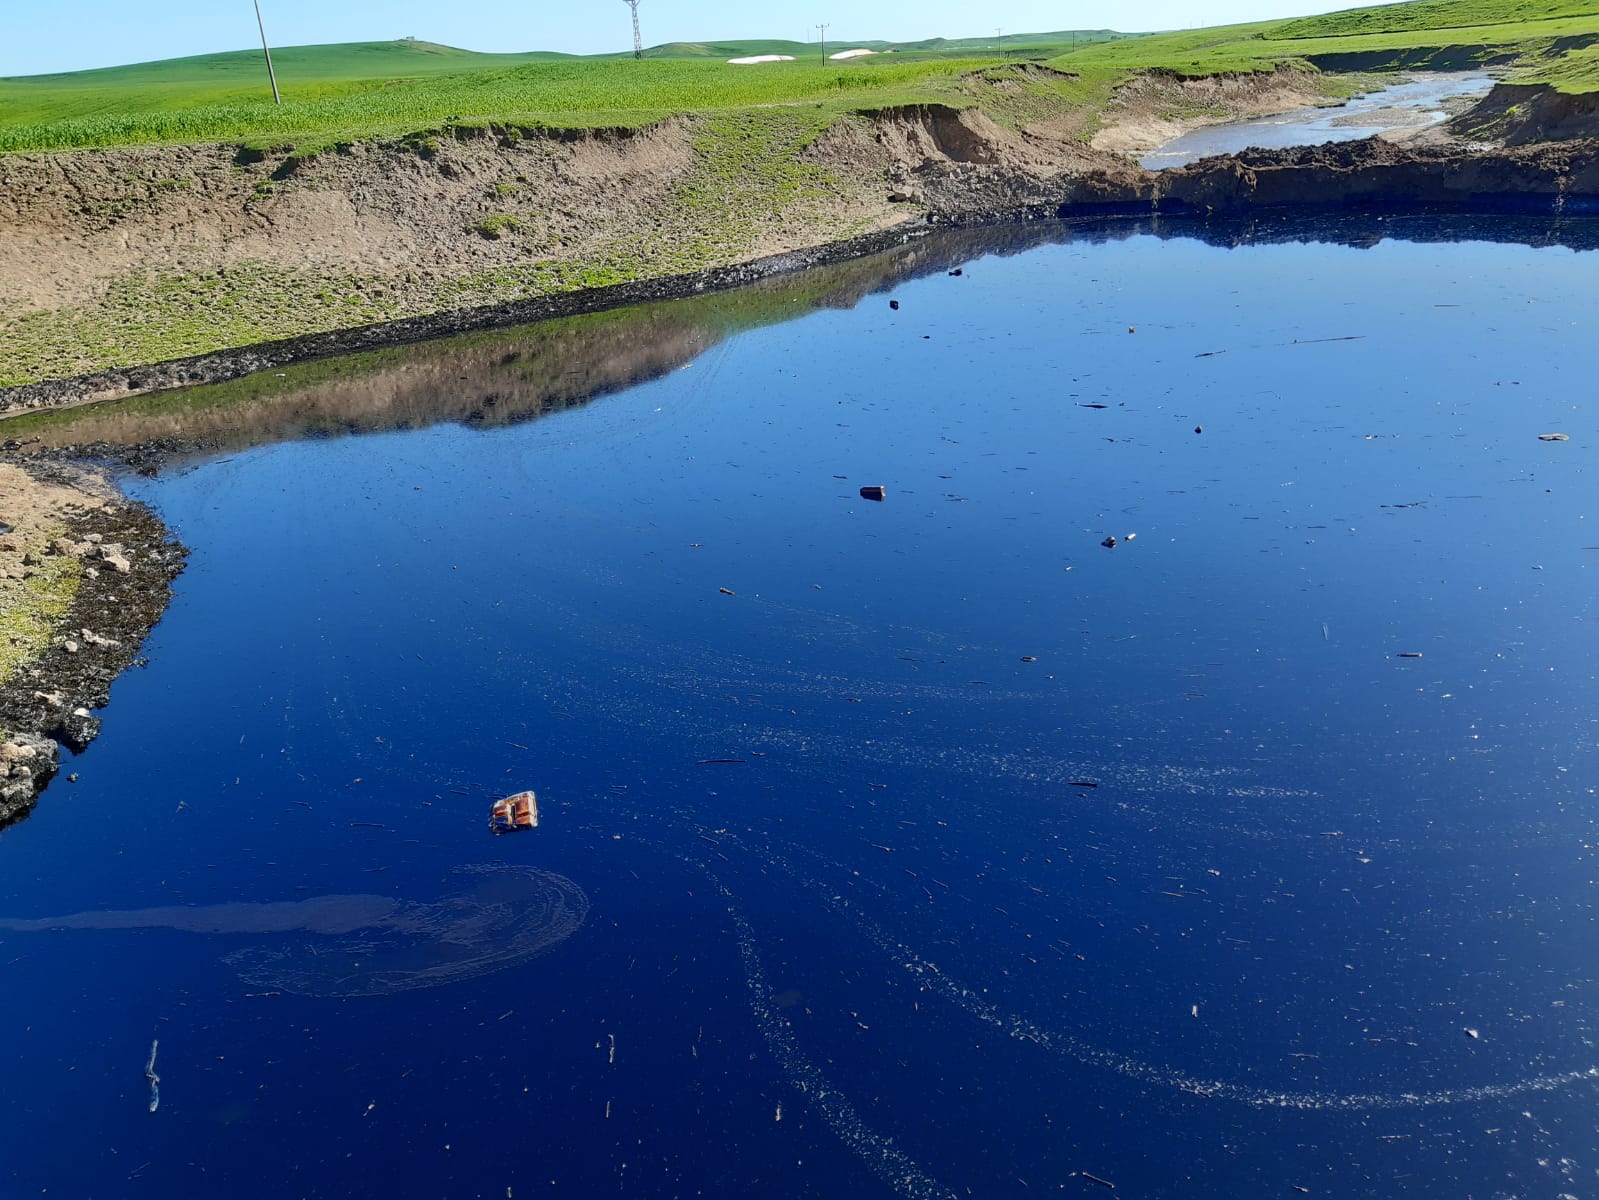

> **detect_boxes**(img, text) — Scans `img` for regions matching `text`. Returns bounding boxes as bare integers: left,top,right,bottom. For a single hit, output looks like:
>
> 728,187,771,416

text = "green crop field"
1,44,1103,154
3,0,1599,157
0,28,1134,153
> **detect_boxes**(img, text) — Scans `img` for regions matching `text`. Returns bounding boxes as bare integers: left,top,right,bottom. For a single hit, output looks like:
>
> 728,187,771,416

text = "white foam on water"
703,868,959,1200
809,877,1599,1112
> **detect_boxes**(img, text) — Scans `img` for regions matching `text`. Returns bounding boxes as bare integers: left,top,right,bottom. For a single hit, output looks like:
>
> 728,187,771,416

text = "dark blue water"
3,216,1598,1199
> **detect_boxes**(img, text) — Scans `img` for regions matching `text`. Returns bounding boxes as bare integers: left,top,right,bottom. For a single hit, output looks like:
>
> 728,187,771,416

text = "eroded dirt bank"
5,109,1599,413
1454,81,1599,145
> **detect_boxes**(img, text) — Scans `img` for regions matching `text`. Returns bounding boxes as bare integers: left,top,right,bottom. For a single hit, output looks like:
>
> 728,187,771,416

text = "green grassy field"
6,1,1599,155
0,52,1044,153
1061,1,1599,76
0,30,1128,152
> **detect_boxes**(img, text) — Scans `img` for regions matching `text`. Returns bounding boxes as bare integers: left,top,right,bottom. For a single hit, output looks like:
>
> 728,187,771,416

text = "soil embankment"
1454,81,1599,144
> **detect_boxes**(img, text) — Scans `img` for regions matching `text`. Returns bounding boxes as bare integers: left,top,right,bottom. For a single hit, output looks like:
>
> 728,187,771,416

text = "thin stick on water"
145,1039,161,1113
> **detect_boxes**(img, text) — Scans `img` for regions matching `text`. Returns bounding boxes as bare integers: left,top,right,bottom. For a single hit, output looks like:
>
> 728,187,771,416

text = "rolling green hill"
1060,0,1599,77
6,0,1599,155
0,55,1019,153
0,30,1129,151
0,40,570,124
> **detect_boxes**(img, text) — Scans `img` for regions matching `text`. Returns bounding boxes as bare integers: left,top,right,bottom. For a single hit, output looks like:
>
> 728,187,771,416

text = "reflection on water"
1141,72,1495,169
2,213,1598,1200
18,210,1599,458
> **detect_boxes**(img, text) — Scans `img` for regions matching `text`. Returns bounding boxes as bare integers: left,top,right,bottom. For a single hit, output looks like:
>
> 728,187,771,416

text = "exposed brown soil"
0,121,701,315
1454,82,1599,145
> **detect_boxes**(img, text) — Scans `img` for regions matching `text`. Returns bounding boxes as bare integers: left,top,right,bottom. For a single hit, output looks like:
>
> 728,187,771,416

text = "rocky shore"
0,458,184,826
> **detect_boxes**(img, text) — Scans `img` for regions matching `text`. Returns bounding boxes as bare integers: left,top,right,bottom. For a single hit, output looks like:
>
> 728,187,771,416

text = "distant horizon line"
2,27,1143,81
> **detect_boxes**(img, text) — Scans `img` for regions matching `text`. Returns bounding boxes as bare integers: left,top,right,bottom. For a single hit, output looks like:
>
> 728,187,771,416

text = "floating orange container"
489,790,539,834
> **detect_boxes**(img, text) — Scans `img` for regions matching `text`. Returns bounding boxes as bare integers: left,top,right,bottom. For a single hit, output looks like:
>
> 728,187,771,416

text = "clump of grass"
473,212,525,239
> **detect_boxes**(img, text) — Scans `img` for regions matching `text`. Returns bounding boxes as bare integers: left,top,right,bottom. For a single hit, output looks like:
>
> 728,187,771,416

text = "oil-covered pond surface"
4,213,1598,1199
1141,73,1495,169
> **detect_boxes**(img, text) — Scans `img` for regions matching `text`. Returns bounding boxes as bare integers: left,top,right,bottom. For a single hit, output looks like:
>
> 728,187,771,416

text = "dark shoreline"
0,475,185,830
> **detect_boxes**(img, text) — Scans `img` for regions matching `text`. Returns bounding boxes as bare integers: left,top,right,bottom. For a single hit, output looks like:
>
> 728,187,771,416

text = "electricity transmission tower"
624,0,643,59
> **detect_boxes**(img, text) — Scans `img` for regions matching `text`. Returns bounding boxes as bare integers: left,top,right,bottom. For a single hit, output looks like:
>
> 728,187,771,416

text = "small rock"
63,640,80,654
1194,425,1203,434
86,533,103,545
948,268,963,277
1101,536,1117,549
0,741,36,764
1464,1027,1480,1040
859,485,886,502
58,708,102,753
889,300,900,311
1020,655,1038,663
1539,432,1570,442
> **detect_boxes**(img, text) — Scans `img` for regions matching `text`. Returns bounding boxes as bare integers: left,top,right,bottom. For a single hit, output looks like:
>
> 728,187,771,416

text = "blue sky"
5,1,1391,78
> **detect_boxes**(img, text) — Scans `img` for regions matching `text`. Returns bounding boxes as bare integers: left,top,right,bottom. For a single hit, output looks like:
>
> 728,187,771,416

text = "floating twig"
144,1039,160,1113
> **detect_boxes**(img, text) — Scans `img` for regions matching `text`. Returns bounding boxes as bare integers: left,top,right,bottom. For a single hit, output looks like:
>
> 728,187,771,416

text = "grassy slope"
0,54,1020,152
1060,0,1599,76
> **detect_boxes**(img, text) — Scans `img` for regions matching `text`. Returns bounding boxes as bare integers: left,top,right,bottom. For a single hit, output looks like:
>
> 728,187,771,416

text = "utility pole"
252,0,281,105
816,23,828,64
996,27,1004,58
624,0,643,59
